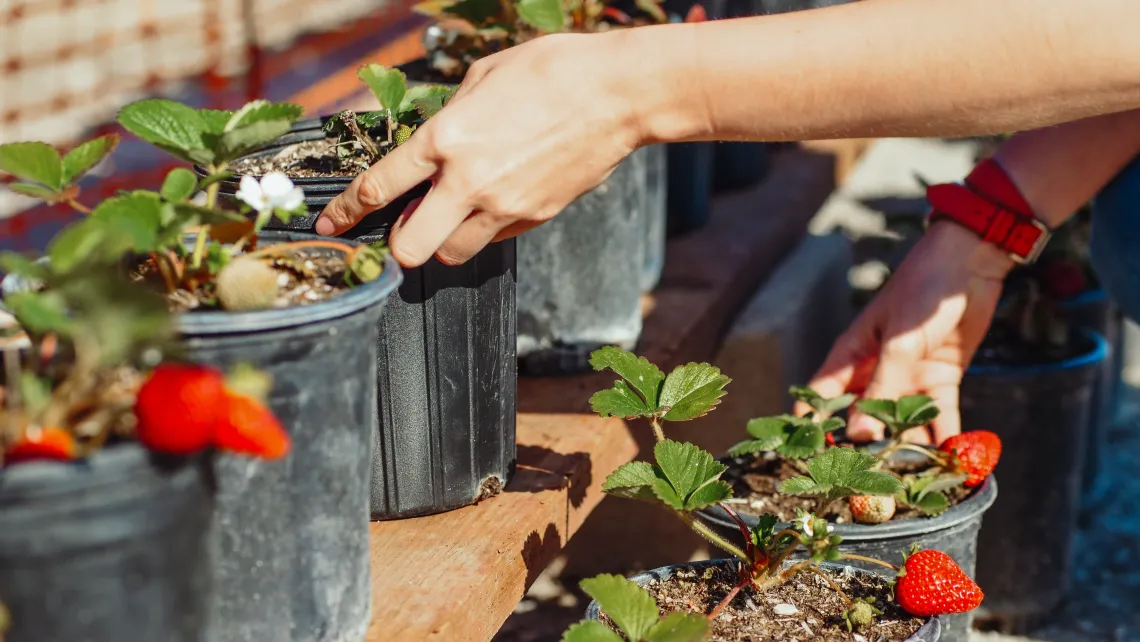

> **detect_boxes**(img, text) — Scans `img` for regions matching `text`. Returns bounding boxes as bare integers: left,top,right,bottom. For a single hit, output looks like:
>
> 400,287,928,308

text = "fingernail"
314,217,334,236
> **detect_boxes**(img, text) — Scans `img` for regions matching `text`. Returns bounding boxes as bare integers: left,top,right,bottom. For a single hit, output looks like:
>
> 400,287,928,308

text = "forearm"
994,110,1140,228
620,0,1140,144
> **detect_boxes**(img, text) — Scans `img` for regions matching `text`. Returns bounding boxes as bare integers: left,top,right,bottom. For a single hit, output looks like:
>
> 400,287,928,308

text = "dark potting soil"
132,250,351,312
229,139,374,179
969,322,1092,368
723,450,973,524
601,563,924,642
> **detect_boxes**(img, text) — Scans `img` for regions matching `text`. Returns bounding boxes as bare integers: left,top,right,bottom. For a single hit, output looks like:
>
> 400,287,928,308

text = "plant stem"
804,566,852,605
245,239,358,261
66,198,92,215
680,513,750,562
649,417,665,442
839,553,899,573
150,253,177,293
707,574,748,621
191,170,222,269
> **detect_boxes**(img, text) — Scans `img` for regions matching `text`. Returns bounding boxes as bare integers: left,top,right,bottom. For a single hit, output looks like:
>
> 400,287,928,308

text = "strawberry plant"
0,98,392,313
323,64,457,164
0,257,289,467
563,575,708,642
567,347,985,638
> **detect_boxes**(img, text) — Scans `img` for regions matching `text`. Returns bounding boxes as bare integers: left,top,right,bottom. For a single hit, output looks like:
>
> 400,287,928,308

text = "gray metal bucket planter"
584,559,941,641
203,122,519,522
517,148,648,375
641,144,668,293
962,330,1106,634
697,467,995,642
177,231,402,642
0,446,213,642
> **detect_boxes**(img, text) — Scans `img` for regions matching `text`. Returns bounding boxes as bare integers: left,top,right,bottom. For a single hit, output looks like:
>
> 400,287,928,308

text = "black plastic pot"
696,455,994,642
962,329,1107,634
1059,289,1122,505
641,144,668,293
0,446,213,642
516,147,648,375
584,559,941,641
202,129,518,522
666,141,714,237
178,231,401,642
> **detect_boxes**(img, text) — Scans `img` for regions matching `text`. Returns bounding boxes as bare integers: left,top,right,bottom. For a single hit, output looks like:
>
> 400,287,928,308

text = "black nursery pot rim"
698,468,997,543
584,558,941,642
966,326,1108,376
175,230,402,336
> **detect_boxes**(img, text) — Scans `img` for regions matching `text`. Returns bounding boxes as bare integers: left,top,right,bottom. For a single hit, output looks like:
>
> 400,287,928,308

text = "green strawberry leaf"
580,575,659,642
61,134,119,185
778,423,825,459
682,479,732,511
402,85,456,121
117,99,214,165
8,183,59,200
897,394,940,425
87,191,164,253
726,439,777,457
807,448,879,487
215,119,295,164
909,472,967,500
223,100,304,132
654,440,727,503
19,372,53,416
589,347,665,410
820,417,846,433
843,471,905,496
912,490,950,516
199,109,235,134
650,477,685,510
4,291,73,335
750,514,780,549
517,0,566,31
854,399,896,426
0,142,62,189
46,219,107,274
744,416,793,444
659,362,730,421
779,476,828,496
0,252,49,280
590,381,654,419
643,612,709,642
161,167,199,202
359,64,408,113
561,621,624,642
602,461,660,503
821,393,858,415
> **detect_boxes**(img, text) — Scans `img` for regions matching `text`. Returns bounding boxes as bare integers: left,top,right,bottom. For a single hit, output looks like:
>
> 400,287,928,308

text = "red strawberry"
938,430,1001,487
5,427,76,464
684,4,708,22
135,364,226,455
826,432,837,447
896,549,983,616
849,495,896,524
214,390,290,459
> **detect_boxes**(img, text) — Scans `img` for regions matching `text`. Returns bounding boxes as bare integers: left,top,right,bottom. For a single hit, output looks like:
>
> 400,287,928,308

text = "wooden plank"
367,413,637,642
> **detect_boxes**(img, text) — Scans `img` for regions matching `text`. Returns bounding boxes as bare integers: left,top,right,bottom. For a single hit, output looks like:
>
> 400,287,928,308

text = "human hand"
794,222,1014,445
315,30,664,267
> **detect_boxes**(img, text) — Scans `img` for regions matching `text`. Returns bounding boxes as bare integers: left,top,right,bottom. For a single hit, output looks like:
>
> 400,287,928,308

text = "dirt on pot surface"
724,450,973,524
600,563,924,642
132,250,351,313
229,139,374,179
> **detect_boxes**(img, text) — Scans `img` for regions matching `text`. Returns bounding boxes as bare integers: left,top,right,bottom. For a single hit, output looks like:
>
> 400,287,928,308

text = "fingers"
386,177,473,267
794,324,874,420
927,383,961,445
315,135,439,237
433,211,503,266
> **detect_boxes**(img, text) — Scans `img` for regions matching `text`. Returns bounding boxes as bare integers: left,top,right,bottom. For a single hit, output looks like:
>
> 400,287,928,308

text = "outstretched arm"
801,109,1140,445
318,0,1140,267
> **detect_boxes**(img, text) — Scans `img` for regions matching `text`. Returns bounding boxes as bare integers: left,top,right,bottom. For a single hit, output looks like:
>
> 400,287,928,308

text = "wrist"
605,24,713,148
926,220,1016,280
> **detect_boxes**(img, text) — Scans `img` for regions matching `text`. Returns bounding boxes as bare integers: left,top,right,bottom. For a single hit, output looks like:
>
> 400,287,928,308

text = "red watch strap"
925,159,1050,264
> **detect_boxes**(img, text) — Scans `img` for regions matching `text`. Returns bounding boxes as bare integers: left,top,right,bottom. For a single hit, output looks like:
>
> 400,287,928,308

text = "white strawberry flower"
795,513,814,537
235,172,304,213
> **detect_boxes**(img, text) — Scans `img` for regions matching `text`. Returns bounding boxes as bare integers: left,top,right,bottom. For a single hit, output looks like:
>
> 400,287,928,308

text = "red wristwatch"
924,158,1051,265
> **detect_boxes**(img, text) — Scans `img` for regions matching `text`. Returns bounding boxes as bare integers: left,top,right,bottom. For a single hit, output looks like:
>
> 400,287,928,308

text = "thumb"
794,327,873,419
848,331,926,443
